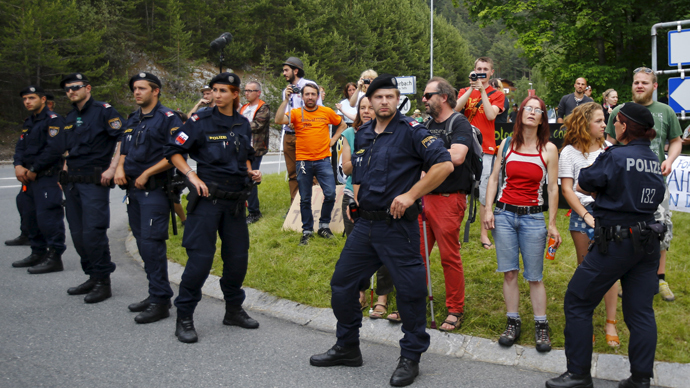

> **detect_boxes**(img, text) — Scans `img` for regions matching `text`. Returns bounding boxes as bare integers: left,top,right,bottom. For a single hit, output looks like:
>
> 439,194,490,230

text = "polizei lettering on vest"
626,158,661,174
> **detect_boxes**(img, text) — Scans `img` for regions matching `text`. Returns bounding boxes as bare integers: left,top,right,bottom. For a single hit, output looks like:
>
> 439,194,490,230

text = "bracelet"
582,212,590,219
185,169,194,177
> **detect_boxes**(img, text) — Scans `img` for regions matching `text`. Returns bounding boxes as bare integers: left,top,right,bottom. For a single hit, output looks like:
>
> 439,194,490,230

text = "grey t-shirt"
557,93,593,119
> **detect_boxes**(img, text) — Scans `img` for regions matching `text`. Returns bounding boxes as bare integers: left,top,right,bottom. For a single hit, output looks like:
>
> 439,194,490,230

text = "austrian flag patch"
190,114,199,122
165,111,175,117
175,131,189,145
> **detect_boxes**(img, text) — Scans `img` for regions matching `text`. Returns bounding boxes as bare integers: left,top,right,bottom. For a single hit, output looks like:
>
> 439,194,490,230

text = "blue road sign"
669,77,690,113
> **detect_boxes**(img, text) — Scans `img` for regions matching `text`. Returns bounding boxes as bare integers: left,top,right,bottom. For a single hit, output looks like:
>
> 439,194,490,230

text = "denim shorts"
569,204,593,233
492,207,547,281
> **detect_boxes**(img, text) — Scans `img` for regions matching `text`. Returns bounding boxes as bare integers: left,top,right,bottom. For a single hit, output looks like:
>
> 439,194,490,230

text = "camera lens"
363,79,371,85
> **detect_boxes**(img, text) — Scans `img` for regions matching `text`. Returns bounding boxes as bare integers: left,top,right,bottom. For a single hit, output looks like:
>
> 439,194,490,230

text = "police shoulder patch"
108,117,122,129
170,127,179,135
175,131,189,145
165,111,175,118
409,120,420,127
103,103,112,108
421,135,437,148
190,114,199,122
48,126,60,137
355,148,366,155
49,113,58,119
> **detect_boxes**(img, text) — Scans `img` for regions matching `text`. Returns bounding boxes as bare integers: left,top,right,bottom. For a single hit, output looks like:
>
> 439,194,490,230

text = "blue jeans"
296,157,336,232
246,156,263,214
492,208,547,281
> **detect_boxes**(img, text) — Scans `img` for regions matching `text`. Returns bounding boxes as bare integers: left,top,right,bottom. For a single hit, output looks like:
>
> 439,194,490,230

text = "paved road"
0,165,619,388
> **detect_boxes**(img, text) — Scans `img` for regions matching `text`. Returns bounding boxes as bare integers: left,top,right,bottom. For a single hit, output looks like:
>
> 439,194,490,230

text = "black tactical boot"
134,301,171,324
84,277,112,304
12,251,47,268
128,297,151,312
390,356,420,387
67,278,96,295
223,305,259,329
175,316,198,343
545,371,594,388
27,248,63,274
310,344,363,367
5,234,30,246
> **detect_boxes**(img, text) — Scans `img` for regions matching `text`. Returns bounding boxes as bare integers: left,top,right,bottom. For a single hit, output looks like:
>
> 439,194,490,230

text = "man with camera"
556,77,593,123
280,57,322,205
275,83,345,246
455,56,505,250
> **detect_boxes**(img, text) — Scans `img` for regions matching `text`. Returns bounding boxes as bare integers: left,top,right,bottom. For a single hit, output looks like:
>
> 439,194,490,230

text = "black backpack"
424,113,483,242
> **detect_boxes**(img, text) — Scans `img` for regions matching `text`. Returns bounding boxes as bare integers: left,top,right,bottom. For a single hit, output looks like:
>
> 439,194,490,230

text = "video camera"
470,73,487,82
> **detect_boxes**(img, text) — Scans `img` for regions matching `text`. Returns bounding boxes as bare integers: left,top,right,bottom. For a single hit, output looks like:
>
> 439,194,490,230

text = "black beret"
619,102,655,128
45,92,54,101
209,72,241,88
60,73,89,88
365,74,398,98
129,72,162,91
19,85,45,97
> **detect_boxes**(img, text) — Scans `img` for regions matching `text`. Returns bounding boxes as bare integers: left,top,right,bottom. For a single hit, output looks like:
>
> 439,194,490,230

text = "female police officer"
546,103,666,388
165,72,261,343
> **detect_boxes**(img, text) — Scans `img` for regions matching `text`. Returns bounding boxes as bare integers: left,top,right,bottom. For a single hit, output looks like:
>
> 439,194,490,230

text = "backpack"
424,113,483,242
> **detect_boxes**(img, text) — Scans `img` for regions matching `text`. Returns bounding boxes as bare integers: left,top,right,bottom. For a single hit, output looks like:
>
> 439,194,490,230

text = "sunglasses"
64,85,87,92
633,67,654,74
523,106,544,115
423,92,440,100
244,89,259,93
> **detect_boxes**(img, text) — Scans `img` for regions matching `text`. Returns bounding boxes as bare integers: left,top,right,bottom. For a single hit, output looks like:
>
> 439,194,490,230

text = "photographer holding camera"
348,69,378,109
455,56,506,250
280,57,322,205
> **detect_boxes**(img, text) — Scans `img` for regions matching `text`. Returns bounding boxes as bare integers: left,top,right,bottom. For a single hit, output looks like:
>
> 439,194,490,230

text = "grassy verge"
167,173,690,363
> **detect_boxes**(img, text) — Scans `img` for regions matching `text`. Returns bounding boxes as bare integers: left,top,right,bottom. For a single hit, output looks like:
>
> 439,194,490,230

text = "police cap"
619,102,655,128
45,93,54,101
365,74,398,98
209,72,241,89
60,73,89,88
129,72,162,91
19,85,45,97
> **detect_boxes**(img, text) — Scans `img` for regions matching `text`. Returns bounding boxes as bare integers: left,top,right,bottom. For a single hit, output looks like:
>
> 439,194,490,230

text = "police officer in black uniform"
165,72,262,343
546,103,666,388
309,75,453,387
114,72,182,323
60,72,124,304
11,85,67,273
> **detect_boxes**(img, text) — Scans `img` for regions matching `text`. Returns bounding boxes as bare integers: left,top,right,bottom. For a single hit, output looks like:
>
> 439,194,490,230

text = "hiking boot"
498,317,521,347
535,320,552,352
658,280,675,302
299,232,312,246
317,227,334,239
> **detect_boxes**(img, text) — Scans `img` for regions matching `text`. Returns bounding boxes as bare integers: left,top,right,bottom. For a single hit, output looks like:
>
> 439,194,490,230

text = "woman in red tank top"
483,96,562,352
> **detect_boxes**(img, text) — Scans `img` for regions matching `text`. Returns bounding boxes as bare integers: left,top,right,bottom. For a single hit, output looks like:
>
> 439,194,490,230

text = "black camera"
210,32,233,51
469,73,487,81
363,79,371,85
290,85,301,94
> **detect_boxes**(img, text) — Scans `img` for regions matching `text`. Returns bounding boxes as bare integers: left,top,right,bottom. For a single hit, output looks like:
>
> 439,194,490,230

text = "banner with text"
667,155,690,213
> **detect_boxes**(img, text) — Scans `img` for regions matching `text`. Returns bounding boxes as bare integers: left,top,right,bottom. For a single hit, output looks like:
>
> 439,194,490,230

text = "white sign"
282,185,345,233
395,76,416,95
669,29,690,66
669,77,690,113
398,95,411,114
666,155,690,212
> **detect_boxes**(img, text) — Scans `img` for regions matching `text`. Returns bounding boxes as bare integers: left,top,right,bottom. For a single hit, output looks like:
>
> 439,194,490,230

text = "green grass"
167,173,690,363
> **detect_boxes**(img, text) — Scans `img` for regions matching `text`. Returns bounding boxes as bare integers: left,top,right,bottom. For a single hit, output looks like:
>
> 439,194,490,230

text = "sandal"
439,312,464,332
369,303,387,320
387,311,402,323
605,319,620,348
481,242,494,250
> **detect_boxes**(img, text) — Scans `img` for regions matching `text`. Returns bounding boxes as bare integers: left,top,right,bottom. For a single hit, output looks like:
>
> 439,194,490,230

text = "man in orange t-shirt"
276,83,346,245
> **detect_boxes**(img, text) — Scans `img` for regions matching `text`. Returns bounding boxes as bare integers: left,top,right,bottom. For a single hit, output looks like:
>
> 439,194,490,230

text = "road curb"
125,233,686,387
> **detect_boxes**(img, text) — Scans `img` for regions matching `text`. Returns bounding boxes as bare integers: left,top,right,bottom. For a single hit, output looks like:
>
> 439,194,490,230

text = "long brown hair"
352,97,371,131
511,96,550,152
561,102,605,155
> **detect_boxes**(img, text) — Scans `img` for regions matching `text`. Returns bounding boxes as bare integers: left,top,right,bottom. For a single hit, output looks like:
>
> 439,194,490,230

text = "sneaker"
658,280,675,302
246,212,262,225
299,232,312,246
535,320,552,352
498,317,521,347
317,227,334,239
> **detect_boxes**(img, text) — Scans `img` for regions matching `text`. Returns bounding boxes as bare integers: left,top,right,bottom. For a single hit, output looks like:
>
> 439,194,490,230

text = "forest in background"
1,0,688,132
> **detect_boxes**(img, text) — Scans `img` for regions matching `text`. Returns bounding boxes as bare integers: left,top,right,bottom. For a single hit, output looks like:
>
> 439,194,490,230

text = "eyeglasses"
523,106,544,115
244,89,259,93
64,85,86,92
423,92,440,100
633,67,654,74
